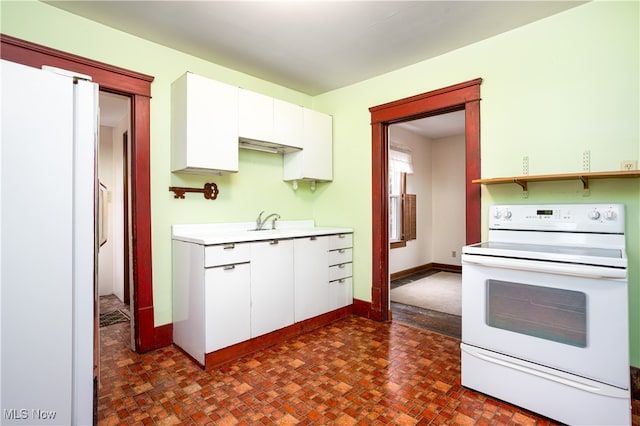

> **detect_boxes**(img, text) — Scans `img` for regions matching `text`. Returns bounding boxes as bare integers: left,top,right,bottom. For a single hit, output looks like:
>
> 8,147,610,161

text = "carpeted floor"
390,271,461,315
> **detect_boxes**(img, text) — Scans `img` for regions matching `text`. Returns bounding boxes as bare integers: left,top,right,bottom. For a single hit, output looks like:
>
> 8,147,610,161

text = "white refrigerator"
1,59,98,425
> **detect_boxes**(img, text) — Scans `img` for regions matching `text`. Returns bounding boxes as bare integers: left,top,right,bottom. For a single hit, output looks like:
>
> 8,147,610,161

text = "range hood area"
238,137,302,154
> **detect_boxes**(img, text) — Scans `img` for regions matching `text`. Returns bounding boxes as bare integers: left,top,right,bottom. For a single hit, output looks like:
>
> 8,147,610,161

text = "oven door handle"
462,254,627,280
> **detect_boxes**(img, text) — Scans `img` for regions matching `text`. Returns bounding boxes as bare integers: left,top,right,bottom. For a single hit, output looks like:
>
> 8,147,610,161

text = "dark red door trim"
369,78,482,322
1,34,162,352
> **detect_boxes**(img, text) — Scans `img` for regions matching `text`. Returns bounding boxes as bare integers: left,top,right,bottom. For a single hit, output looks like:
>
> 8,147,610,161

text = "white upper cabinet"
171,72,239,174
273,99,303,150
171,74,332,180
283,108,333,183
238,89,303,152
238,88,274,144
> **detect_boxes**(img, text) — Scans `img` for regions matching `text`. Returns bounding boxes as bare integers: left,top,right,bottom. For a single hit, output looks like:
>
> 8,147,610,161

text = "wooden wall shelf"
473,170,640,196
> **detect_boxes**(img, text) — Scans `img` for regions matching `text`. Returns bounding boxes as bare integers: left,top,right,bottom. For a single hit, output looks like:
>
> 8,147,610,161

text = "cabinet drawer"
328,248,352,266
329,277,353,311
329,262,352,281
328,233,352,250
205,243,251,267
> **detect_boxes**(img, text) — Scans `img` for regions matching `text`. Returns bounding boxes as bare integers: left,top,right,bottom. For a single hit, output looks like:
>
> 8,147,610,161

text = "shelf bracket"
579,176,590,197
169,182,219,200
513,179,529,198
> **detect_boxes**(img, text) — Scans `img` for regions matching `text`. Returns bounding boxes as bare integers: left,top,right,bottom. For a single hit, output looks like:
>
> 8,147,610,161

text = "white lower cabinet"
250,239,294,337
294,236,330,322
295,233,353,321
172,232,352,366
205,263,251,352
328,234,353,311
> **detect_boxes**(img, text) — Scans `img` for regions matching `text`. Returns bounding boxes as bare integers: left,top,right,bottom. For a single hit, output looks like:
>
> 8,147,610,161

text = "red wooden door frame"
0,34,165,352
369,79,482,321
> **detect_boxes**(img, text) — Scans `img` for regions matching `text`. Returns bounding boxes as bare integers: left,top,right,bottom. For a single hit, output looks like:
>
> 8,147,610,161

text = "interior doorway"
369,79,482,322
387,112,465,334
98,91,134,347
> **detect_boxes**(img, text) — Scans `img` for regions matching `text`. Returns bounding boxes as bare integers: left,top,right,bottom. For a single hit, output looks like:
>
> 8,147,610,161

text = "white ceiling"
50,1,586,137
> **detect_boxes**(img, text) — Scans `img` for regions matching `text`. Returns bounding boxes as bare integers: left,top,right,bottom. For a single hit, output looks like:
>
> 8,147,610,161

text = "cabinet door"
171,72,239,174
205,263,251,352
274,99,303,149
250,239,294,337
238,88,274,143
294,236,329,322
283,108,332,182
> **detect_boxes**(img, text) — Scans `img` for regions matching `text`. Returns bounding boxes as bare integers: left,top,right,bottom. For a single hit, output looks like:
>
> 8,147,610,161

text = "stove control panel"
489,204,624,233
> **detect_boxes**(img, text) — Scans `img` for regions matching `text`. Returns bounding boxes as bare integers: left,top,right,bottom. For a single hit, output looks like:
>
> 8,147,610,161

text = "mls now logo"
4,408,57,420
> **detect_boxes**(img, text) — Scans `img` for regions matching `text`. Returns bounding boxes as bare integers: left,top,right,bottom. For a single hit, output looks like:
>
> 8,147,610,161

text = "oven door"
462,253,629,389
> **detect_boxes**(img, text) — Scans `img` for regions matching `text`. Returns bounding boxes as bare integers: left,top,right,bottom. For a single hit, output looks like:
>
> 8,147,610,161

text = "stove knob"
604,210,617,220
493,210,502,219
504,210,512,219
588,210,601,220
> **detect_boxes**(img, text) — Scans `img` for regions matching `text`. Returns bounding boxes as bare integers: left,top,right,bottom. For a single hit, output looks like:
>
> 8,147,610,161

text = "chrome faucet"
255,211,280,230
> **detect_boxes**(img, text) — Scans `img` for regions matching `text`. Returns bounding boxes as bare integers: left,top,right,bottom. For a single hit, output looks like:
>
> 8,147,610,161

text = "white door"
1,59,96,425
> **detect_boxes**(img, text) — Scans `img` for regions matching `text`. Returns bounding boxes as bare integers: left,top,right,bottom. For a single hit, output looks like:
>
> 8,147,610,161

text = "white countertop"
172,220,353,245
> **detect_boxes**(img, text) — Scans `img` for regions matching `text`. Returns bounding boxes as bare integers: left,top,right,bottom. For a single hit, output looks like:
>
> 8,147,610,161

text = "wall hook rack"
169,182,219,200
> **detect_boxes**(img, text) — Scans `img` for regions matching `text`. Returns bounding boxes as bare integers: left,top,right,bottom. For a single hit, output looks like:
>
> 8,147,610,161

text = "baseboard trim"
432,263,462,273
390,263,461,281
154,323,174,349
352,298,373,319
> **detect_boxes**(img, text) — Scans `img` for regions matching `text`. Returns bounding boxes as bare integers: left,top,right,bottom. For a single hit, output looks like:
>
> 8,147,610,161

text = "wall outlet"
621,160,637,171
451,250,457,258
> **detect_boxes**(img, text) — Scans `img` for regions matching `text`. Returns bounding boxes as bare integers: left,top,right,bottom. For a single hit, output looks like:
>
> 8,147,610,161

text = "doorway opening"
98,91,134,347
369,78,482,323
387,112,465,336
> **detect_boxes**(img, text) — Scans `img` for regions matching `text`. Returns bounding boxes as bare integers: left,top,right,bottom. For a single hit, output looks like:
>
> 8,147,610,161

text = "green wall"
2,0,638,366
313,0,639,366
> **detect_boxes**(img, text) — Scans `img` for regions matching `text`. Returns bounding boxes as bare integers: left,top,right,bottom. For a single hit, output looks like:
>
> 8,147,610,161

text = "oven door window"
486,280,587,348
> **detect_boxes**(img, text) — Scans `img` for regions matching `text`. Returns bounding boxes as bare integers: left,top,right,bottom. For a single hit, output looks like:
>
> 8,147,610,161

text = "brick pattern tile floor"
97,296,638,425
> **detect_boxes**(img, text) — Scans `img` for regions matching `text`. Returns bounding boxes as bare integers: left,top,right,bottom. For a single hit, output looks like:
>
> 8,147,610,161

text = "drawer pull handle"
223,265,235,271
339,264,346,269
270,240,279,245
339,279,346,283
338,234,346,239
310,236,317,241
339,249,345,253
223,244,235,250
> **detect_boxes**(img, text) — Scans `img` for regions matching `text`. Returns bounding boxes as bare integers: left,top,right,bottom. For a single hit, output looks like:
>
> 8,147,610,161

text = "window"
389,147,416,248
